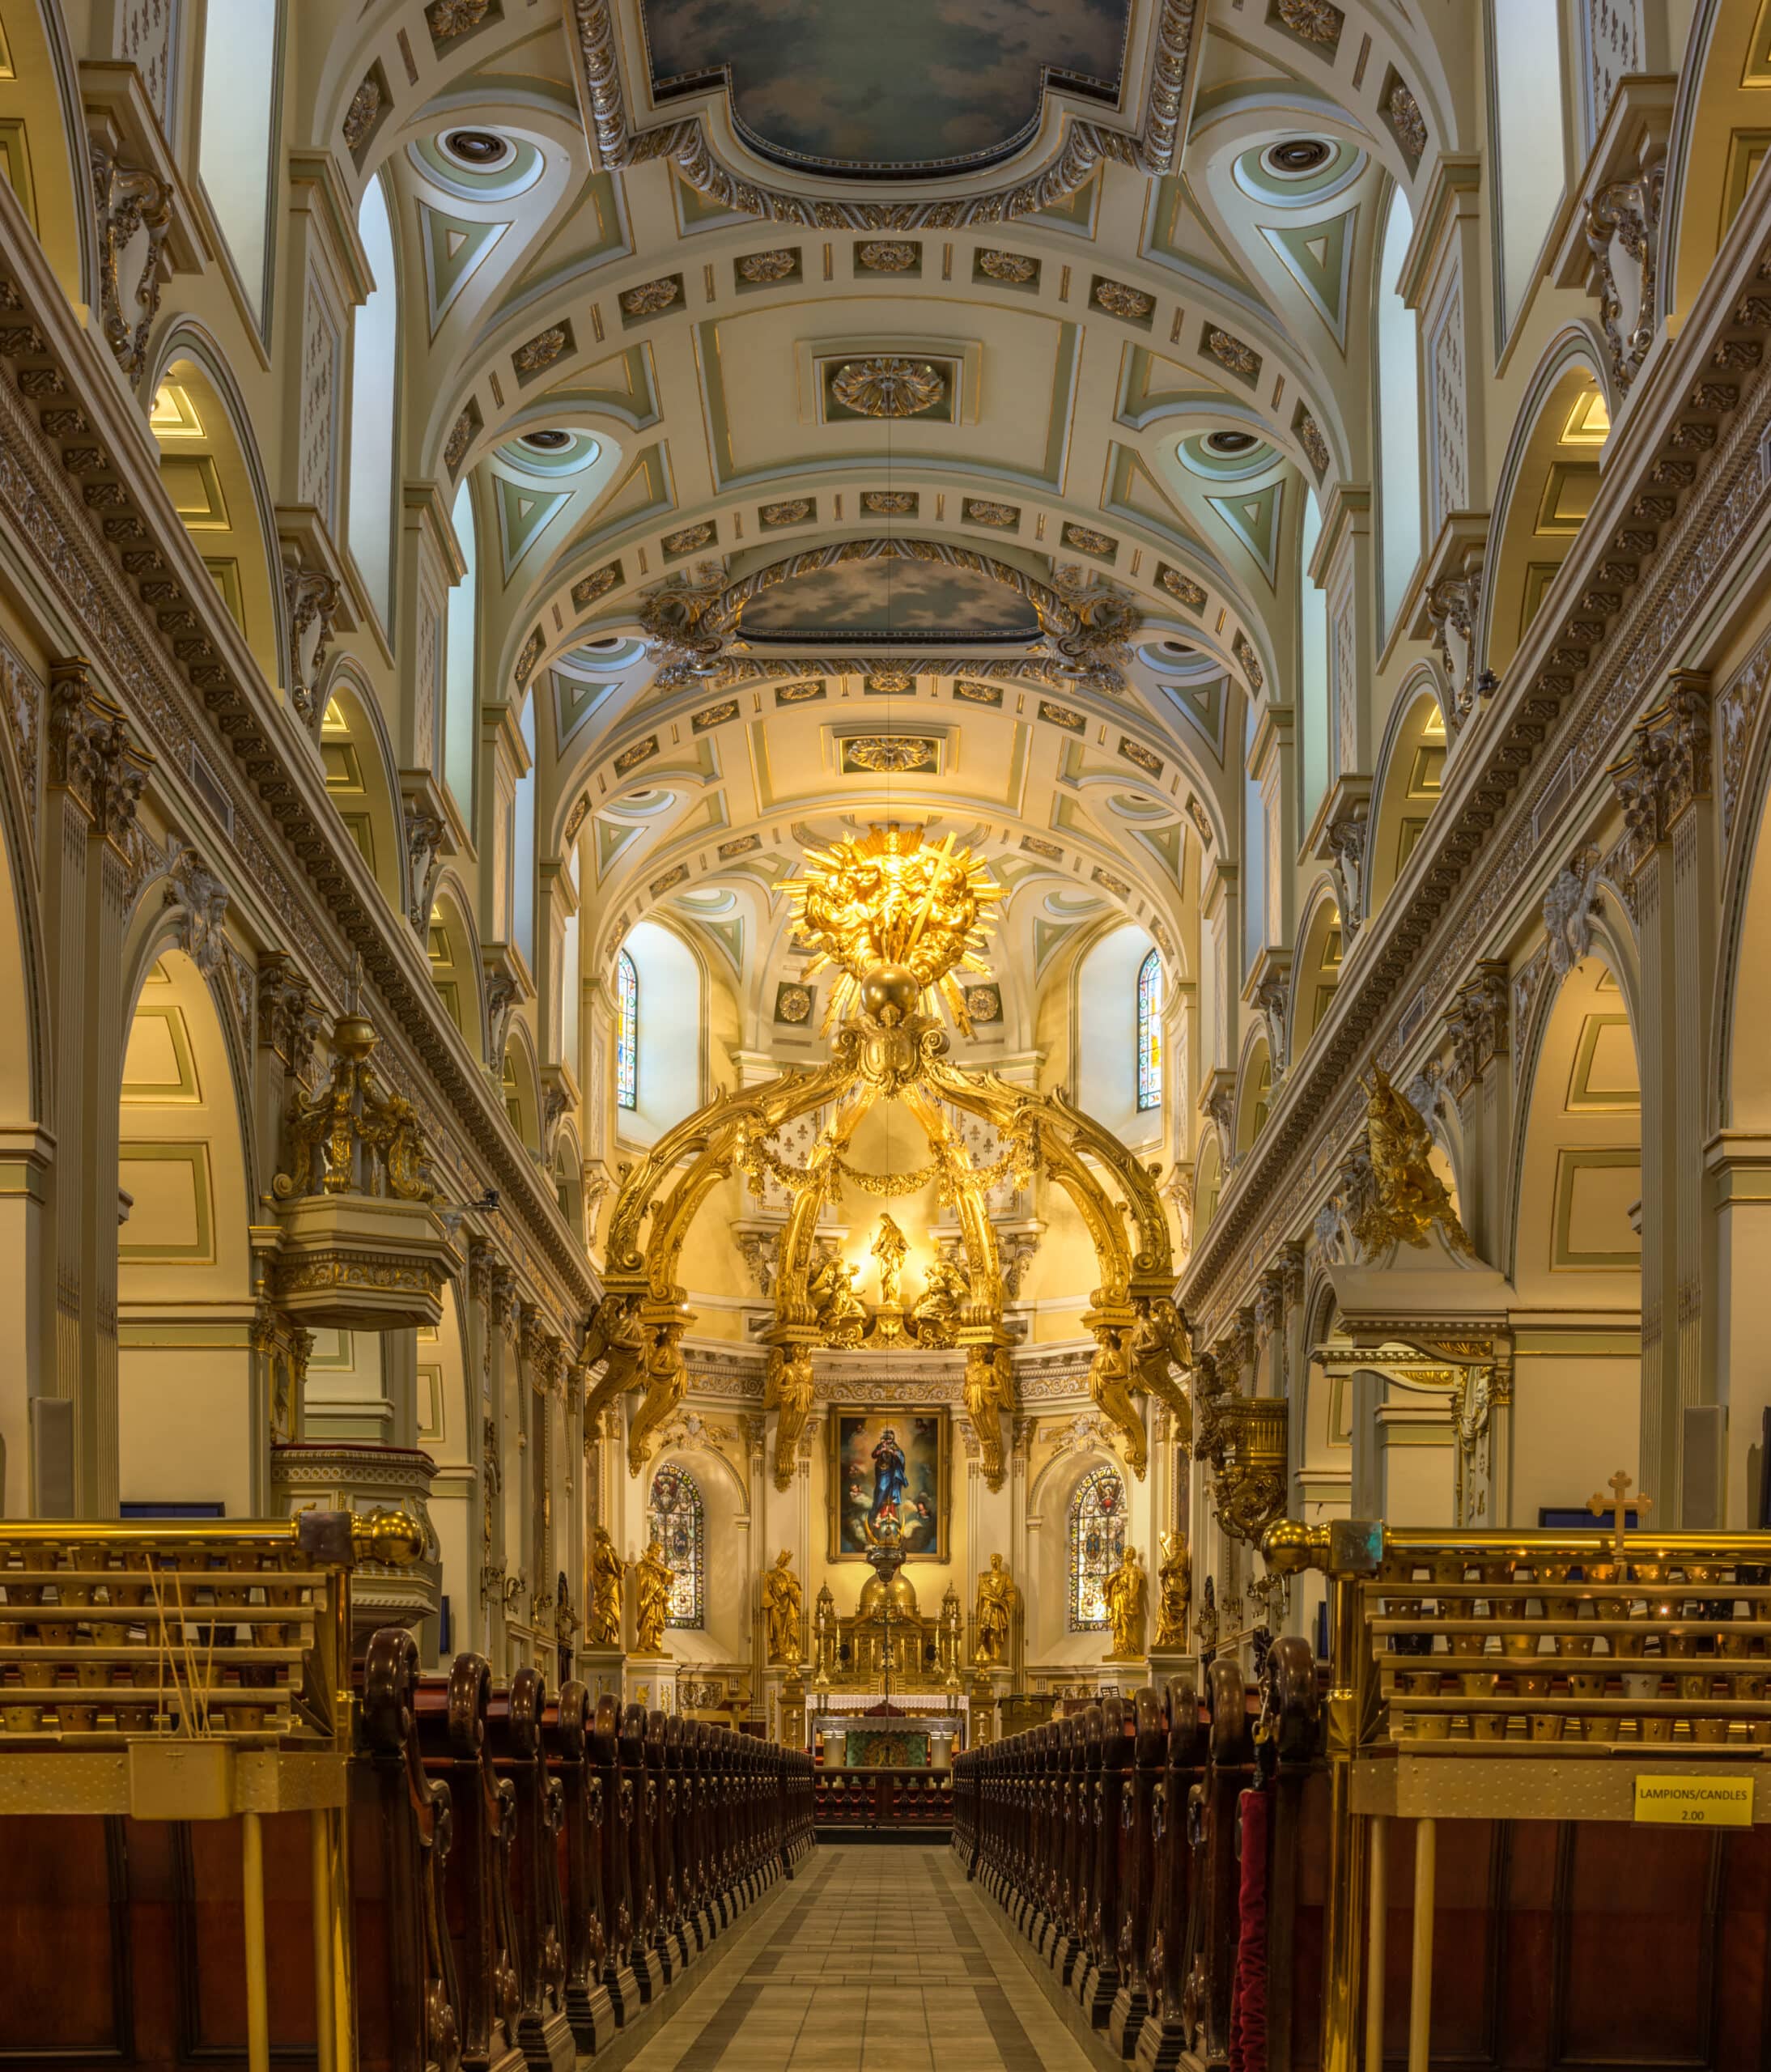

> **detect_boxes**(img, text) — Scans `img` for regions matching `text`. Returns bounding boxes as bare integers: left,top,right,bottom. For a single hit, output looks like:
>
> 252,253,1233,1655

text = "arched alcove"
1292,889,1344,1056
0,2,93,310
1196,1132,1223,1233
1234,1033,1272,1158
427,881,484,1059
418,1276,474,1650
1667,0,1771,323
502,1029,542,1157
1510,953,1642,1526
1484,357,1610,677
1367,688,1446,919
642,1449,750,1662
1026,1448,1132,1667
150,352,282,689
1075,921,1162,1147
117,948,255,1514
319,680,404,913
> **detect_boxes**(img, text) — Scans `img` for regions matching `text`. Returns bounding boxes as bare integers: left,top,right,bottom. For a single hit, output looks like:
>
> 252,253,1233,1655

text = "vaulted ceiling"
351,0,1461,1042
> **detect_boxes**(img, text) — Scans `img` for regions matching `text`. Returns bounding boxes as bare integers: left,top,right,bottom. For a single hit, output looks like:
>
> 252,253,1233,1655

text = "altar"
810,1696,965,1769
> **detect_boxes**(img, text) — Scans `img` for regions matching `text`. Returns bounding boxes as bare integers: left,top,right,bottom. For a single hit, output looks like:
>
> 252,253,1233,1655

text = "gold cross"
1589,1469,1650,1558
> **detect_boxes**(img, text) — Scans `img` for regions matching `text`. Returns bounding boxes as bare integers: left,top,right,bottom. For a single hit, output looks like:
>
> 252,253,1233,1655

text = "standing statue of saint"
1153,1531,1191,1649
634,1538,674,1654
588,1527,625,1648
870,1213,910,1310
762,1548,803,1664
1102,1545,1149,1660
973,1552,1021,1667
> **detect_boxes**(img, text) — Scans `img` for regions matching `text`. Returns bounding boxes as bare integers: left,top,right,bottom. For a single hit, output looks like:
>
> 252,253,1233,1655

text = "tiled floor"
624,1845,1100,2071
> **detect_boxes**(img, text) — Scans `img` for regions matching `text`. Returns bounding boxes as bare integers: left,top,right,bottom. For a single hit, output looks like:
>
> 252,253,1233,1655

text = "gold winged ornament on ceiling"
582,825,1193,1492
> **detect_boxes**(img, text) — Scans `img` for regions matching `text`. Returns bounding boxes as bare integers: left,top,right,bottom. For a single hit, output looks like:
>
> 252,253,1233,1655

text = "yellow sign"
1633,1775,1755,1828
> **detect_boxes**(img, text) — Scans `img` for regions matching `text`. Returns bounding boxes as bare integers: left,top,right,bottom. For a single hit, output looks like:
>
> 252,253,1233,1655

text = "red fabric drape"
1228,1785,1270,2072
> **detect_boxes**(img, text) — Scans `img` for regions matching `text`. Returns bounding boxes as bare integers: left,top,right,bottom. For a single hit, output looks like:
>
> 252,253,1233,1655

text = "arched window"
1078,922,1160,1140
1377,191,1421,634
618,922,702,1143
512,698,537,967
1299,487,1330,820
348,175,399,629
444,478,478,813
615,949,637,1110
1068,1464,1127,1631
1493,0,1568,333
647,1463,705,1628
1136,951,1163,1111
197,0,279,325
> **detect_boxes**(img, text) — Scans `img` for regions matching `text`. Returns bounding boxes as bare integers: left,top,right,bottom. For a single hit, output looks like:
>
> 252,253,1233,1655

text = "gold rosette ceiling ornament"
584,826,1193,1494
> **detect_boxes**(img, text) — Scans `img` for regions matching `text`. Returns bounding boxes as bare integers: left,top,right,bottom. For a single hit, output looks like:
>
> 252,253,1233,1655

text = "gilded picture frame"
826,1408,949,1562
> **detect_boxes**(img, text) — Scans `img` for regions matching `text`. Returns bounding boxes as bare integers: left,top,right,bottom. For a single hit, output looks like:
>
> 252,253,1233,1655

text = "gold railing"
0,1510,422,2072
0,1509,418,1751
1265,1517,1771,2072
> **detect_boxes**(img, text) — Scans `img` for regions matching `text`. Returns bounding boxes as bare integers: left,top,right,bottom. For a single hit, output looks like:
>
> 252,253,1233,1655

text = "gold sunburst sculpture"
783,823,1004,1036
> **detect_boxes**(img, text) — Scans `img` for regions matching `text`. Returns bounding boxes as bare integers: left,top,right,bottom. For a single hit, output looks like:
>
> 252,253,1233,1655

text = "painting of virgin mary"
830,1410,948,1560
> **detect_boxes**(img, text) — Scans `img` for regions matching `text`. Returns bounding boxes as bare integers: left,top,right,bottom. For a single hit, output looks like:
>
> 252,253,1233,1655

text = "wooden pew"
546,1679,615,2055
954,1646,1323,2072
416,1657,525,2072
485,1666,574,2072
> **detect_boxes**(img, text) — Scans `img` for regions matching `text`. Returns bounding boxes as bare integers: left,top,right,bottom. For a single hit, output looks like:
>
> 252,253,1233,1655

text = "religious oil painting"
828,1408,949,1561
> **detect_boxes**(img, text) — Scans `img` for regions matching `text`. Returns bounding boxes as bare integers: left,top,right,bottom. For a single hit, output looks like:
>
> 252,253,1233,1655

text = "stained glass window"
1068,1464,1127,1631
646,1463,704,1628
1136,949,1163,1110
616,949,637,1110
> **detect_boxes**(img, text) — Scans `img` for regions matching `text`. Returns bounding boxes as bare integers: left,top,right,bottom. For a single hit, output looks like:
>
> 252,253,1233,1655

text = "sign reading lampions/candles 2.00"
1633,1776,1756,1827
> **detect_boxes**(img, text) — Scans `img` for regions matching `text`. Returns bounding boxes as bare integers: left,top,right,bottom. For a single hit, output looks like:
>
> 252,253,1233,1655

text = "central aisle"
626,1844,1101,2071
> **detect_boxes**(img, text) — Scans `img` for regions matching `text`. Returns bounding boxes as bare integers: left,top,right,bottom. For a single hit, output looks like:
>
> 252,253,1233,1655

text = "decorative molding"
564,0,1201,230
1181,190,1771,1340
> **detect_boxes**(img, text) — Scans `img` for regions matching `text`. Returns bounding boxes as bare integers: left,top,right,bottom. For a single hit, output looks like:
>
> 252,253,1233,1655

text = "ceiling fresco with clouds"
637,0,1134,172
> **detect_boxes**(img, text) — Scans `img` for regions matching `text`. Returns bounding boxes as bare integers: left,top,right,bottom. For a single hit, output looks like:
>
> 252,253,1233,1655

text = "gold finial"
350,1507,426,1567
1589,1468,1648,1559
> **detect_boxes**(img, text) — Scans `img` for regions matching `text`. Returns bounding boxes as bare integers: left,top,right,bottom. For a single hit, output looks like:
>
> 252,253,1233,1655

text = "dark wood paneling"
0,1814,130,2062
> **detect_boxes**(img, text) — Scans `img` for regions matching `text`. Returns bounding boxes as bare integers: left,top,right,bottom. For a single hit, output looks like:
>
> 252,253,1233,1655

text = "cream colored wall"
1509,1350,1642,1529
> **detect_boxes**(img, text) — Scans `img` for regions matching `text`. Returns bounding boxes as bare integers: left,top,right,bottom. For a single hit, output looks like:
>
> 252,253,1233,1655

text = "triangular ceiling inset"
553,669,615,749
700,915,744,969
1260,210,1357,346
418,204,508,336
1106,441,1212,550
1206,480,1283,584
1131,822,1185,881
1033,918,1078,972
595,817,643,880
495,474,570,580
